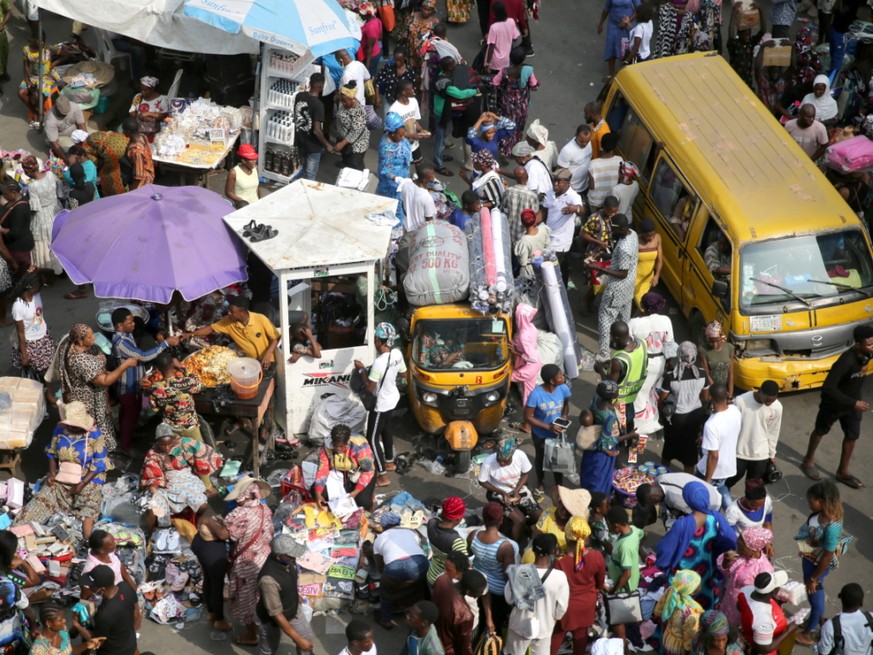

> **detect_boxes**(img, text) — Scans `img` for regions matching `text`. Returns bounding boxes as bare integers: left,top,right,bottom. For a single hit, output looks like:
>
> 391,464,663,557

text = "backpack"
825,611,873,655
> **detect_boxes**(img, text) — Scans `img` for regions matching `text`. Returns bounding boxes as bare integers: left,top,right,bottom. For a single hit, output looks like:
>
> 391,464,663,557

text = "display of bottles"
267,79,299,108
266,110,293,143
270,51,300,74
263,146,301,178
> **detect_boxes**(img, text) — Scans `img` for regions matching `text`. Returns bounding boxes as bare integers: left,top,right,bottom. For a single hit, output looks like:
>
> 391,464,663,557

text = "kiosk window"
616,107,655,180
651,159,697,240
309,275,367,350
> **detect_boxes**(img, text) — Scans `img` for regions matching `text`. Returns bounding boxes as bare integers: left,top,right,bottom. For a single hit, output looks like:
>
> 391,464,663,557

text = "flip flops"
836,474,864,489
801,463,822,481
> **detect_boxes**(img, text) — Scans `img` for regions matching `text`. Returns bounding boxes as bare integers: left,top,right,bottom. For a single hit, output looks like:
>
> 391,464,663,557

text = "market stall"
151,99,249,187
0,378,46,478
223,180,397,435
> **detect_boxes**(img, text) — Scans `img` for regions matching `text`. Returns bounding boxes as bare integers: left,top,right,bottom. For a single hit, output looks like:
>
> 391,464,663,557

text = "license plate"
750,314,782,332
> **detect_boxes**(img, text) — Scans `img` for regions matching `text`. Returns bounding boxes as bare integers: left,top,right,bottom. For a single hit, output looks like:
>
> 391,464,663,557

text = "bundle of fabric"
466,207,515,315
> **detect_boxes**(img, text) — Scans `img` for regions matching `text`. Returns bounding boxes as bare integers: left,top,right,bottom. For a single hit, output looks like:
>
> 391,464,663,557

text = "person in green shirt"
606,505,645,641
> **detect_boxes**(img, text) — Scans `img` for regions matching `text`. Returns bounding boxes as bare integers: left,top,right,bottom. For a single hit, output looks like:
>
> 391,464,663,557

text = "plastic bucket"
227,357,262,400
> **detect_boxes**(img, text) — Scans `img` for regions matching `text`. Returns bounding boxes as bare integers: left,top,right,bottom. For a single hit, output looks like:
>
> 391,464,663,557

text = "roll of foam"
541,260,579,379
480,206,497,286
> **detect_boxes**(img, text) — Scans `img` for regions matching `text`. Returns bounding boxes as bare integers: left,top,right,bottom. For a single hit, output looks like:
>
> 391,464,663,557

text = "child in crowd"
588,491,615,554
725,478,773,538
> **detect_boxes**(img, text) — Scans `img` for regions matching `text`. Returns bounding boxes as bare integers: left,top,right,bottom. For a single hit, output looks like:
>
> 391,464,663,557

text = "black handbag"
356,352,393,411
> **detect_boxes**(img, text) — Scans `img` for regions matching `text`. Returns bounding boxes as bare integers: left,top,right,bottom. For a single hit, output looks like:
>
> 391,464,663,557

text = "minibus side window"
699,219,732,280
615,106,655,182
650,159,697,240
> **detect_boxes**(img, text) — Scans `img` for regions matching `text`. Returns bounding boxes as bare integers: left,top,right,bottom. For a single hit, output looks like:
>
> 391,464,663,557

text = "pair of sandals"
242,219,277,242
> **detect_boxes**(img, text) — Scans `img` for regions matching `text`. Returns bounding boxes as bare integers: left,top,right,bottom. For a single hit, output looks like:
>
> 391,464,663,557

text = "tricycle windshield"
412,318,509,371
739,229,873,310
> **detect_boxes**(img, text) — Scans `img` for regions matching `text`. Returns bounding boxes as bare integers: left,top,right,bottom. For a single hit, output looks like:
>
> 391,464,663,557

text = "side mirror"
712,279,731,309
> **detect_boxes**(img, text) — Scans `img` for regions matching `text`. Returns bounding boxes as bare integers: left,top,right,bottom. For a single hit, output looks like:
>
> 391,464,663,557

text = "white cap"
755,570,789,595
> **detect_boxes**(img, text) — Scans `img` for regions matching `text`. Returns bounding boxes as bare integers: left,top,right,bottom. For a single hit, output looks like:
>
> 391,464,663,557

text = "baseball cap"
80,564,115,589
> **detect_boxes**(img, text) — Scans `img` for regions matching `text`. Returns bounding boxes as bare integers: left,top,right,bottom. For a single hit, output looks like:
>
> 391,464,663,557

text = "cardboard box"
762,45,792,68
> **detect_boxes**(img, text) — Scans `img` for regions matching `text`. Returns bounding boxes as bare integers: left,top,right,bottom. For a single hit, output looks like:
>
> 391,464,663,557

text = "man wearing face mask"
588,214,639,363
255,536,315,655
80,565,140,655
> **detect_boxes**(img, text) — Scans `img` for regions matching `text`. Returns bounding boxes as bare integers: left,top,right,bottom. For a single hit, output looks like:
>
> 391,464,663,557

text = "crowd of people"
1,1,873,655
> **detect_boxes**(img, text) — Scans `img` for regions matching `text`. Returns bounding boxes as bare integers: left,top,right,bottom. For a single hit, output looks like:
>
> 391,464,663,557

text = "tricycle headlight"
484,391,500,404
422,392,438,405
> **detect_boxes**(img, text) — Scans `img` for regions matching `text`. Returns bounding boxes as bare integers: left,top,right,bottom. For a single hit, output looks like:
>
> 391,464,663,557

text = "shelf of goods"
258,46,320,185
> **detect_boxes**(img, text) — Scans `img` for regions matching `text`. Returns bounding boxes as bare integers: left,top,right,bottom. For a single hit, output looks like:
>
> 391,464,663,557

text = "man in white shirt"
634,471,721,529
728,380,783,489
396,165,436,232
819,584,873,655
388,79,425,163
511,141,552,198
697,382,742,509
557,124,593,195
336,49,370,106
537,168,584,287
610,161,640,218
353,322,407,487
785,103,829,160
504,534,569,655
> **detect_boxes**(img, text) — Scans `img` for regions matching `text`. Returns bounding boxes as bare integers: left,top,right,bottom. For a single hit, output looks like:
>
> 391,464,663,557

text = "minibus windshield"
739,229,873,309
412,318,509,371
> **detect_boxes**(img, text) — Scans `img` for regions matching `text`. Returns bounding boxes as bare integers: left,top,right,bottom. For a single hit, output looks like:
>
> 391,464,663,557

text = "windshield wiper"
749,277,813,307
807,279,872,297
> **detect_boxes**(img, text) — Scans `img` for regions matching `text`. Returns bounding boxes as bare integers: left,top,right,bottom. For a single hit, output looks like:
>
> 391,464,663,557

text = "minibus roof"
613,52,859,244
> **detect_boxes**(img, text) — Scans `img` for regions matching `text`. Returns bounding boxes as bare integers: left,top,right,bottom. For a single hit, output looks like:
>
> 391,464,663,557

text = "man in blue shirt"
111,308,179,453
523,363,572,498
448,190,481,231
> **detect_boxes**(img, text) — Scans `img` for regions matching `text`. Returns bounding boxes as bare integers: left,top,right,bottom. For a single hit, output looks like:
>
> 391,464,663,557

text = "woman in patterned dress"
9,272,54,381
13,402,111,539
655,481,736,611
446,0,474,23
406,0,438,81
55,324,138,451
653,570,705,655
83,131,130,197
21,156,62,278
690,610,745,655
491,47,539,156
376,112,412,218
140,426,222,532
222,478,274,646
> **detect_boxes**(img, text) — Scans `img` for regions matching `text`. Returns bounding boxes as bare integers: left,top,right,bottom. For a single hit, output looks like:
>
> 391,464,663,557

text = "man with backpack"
819,583,873,655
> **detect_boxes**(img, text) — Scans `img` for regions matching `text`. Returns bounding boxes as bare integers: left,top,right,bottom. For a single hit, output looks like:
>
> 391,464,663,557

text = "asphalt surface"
1,2,872,655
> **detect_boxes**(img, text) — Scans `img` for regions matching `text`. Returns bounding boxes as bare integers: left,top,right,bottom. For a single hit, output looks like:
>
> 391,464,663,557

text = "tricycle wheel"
455,450,471,475
197,414,216,448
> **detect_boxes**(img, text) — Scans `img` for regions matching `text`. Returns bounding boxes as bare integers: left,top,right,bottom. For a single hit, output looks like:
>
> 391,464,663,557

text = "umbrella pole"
167,310,174,337
37,15,44,128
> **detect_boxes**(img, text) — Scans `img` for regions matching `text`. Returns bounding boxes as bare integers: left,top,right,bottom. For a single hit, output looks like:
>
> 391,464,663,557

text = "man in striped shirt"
111,308,179,452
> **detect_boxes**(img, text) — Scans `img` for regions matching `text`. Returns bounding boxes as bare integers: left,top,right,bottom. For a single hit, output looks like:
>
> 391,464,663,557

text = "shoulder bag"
604,589,643,625
56,434,90,485
358,351,393,412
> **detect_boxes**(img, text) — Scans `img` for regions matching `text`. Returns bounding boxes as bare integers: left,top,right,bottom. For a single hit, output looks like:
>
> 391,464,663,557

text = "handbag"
545,433,576,474
473,630,503,655
575,425,602,452
56,436,89,485
377,1,396,34
358,352,393,411
605,590,643,625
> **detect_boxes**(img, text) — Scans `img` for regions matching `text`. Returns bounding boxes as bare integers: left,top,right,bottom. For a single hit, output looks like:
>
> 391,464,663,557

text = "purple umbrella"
51,184,248,303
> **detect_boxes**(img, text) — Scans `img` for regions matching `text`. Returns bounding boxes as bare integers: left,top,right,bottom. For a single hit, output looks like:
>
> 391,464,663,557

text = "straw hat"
59,401,95,432
556,486,591,519
225,475,272,501
61,60,116,87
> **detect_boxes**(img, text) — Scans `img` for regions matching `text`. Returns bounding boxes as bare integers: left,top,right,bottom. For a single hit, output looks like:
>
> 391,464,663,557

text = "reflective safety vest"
615,339,648,405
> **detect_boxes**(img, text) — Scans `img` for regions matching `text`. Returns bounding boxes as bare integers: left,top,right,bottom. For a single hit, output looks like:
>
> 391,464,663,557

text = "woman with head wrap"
550,516,605,655
700,320,735,399
655,481,737,610
128,75,168,136
652,570,705,655
492,47,539,156
466,111,517,162
372,511,429,629
426,497,469,587
513,207,551,278
717,526,774,626
801,74,839,125
691,610,743,655
375,112,413,218
658,340,711,472
580,380,639,496
525,119,557,171
222,477,274,645
52,323,138,451
509,303,542,411
477,433,539,542
461,149,504,209
634,216,663,310
627,291,675,434
468,501,520,635
334,81,370,171
522,486,591,563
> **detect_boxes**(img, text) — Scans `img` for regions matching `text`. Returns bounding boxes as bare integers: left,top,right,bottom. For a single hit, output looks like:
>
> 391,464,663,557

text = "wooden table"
152,136,239,187
194,371,275,478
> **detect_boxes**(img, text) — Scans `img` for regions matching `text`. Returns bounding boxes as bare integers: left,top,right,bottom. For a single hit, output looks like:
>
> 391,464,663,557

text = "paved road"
0,2,871,654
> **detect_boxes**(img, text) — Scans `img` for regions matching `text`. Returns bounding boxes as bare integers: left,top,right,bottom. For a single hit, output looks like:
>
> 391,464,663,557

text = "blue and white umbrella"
183,0,359,58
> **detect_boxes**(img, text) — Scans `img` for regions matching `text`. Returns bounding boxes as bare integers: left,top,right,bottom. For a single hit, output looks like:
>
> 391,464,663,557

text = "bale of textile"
308,392,367,448
403,221,470,306
466,207,515,315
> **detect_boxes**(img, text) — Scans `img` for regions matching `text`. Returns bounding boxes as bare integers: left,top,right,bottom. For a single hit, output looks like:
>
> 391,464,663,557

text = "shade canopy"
51,185,249,303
